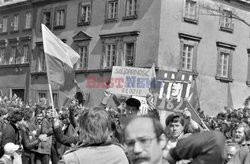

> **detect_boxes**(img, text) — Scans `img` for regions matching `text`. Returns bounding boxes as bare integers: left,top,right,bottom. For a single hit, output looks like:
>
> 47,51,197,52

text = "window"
124,0,137,19
38,91,47,102
21,45,28,63
125,42,135,66
184,0,198,23
0,48,5,65
217,51,229,78
42,9,52,29
220,10,233,32
105,44,117,68
182,44,194,71
76,46,88,69
2,17,7,33
78,2,91,26
37,47,46,71
13,15,19,31
14,47,23,64
10,46,16,64
215,42,235,82
54,7,66,29
100,31,139,68
179,33,201,75
106,0,118,21
25,12,31,29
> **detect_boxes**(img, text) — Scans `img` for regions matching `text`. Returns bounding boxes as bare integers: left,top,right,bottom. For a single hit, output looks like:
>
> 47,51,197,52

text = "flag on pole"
188,79,200,111
41,24,80,99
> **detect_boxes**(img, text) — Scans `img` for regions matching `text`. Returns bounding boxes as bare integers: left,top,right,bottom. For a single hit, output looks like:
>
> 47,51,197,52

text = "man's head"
165,114,185,139
124,116,166,164
226,142,239,162
19,107,33,128
125,98,141,116
78,107,111,146
4,143,19,156
35,109,44,124
8,110,23,128
234,123,250,145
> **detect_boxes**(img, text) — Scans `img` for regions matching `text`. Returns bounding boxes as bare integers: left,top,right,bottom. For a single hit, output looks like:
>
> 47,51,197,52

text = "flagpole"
42,25,55,112
187,101,209,130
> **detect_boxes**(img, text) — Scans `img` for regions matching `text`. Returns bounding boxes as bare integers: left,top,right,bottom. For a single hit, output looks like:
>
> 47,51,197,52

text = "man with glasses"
124,115,168,164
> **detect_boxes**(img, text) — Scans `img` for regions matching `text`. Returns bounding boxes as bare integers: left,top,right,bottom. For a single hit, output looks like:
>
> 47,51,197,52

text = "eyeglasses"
125,136,157,150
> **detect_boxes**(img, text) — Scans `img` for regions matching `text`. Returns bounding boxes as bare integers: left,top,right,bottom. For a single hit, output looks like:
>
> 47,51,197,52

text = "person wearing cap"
125,97,141,115
165,131,226,164
0,143,20,164
163,114,187,158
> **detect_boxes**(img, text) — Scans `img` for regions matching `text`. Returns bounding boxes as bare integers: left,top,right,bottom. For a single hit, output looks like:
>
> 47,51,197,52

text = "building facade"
1,0,250,115
0,0,32,101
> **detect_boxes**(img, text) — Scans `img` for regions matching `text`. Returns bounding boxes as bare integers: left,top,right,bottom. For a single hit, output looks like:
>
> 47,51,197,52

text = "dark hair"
9,109,23,123
165,114,185,127
22,107,33,121
78,107,111,146
125,98,141,109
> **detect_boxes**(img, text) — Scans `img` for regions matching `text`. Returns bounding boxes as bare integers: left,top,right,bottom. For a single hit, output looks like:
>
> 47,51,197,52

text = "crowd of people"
0,92,249,164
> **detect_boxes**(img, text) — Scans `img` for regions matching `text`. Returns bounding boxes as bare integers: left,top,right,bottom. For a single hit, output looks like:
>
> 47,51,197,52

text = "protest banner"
109,66,155,97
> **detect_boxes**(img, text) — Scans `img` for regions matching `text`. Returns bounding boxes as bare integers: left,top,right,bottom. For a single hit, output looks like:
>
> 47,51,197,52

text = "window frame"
183,0,199,24
10,46,17,64
37,44,46,72
24,11,32,30
100,31,139,68
178,33,201,76
123,0,138,20
77,1,92,26
13,14,19,32
21,44,29,64
41,8,53,29
0,47,5,65
219,9,234,33
215,42,236,82
104,43,117,68
2,16,8,34
124,42,136,66
76,45,89,70
105,0,119,23
54,6,67,30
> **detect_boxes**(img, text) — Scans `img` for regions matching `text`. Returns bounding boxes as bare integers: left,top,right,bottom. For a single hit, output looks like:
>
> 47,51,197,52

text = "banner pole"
42,25,55,112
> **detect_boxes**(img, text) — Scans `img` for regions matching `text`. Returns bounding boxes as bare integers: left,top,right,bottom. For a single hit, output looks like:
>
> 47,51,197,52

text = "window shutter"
216,48,221,76
179,39,184,70
228,50,233,79
132,42,136,66
195,1,199,21
193,42,198,73
100,42,105,69
219,8,223,28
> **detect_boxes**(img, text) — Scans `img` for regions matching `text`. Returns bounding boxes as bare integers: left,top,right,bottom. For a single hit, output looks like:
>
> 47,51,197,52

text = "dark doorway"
12,89,25,101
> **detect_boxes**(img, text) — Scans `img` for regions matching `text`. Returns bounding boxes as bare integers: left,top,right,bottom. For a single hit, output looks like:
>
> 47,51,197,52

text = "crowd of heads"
0,93,250,164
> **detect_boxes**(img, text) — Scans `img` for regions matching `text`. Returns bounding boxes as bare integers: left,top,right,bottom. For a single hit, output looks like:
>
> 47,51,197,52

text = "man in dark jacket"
1,110,23,157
